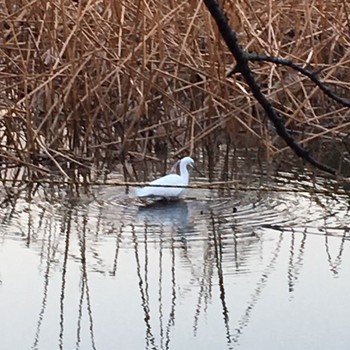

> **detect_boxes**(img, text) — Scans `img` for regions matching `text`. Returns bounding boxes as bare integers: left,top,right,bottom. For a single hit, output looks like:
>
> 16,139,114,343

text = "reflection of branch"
324,229,347,276
25,203,34,246
32,224,54,349
177,233,202,287
79,214,97,350
165,237,176,350
210,211,233,349
311,194,348,275
76,272,84,348
203,0,336,175
0,185,22,225
287,231,307,293
110,225,122,276
158,236,164,349
131,224,158,349
59,209,71,350
230,232,284,344
193,244,213,336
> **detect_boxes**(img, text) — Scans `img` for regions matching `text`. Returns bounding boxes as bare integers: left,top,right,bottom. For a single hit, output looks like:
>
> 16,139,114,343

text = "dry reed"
0,0,349,179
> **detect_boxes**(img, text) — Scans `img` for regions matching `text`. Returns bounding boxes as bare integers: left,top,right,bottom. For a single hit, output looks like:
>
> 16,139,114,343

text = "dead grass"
0,0,349,178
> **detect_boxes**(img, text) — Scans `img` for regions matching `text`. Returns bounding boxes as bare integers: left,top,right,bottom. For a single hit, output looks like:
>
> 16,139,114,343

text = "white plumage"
134,157,194,198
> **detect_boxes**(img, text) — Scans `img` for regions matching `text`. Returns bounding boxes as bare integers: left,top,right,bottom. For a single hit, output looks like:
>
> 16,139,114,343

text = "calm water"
0,163,349,350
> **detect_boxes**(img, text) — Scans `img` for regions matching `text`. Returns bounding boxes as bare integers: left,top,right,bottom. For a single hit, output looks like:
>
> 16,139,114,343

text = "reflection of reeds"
1,184,349,348
1,1,349,175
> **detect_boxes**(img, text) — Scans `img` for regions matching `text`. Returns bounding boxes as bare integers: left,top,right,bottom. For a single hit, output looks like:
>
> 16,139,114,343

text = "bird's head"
181,156,194,168
170,156,194,174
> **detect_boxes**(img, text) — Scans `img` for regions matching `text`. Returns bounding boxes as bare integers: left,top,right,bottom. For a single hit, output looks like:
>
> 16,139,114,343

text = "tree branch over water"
202,0,337,176
237,54,350,109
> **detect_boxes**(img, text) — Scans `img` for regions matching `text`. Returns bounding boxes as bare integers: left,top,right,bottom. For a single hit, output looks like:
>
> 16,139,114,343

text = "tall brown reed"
0,0,349,178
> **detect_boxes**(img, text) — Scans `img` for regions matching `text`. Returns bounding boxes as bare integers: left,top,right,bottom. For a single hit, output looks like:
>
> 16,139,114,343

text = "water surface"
0,166,349,350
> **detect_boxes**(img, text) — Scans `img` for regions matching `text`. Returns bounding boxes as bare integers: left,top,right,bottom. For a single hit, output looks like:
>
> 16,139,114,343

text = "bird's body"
134,157,194,198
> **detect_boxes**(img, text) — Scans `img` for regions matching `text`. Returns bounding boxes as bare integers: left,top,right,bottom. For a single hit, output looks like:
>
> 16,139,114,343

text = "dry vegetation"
0,0,350,180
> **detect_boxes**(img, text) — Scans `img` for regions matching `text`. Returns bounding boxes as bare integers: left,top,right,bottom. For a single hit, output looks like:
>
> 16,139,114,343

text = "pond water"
0,158,349,350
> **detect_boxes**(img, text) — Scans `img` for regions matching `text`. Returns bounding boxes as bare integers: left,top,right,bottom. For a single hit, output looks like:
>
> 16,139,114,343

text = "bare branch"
203,0,336,175
238,54,350,109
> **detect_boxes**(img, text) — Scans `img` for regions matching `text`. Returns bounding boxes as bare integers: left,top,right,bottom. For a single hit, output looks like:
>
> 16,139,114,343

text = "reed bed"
0,0,350,180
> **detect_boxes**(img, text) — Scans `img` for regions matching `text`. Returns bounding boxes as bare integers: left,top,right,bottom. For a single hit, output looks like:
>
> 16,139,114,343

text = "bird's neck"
179,162,189,184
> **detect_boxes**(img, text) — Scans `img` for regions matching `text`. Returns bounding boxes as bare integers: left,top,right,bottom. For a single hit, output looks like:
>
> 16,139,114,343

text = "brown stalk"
0,0,349,180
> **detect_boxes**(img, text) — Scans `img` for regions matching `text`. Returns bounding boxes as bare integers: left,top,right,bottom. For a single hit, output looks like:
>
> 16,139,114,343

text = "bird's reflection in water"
137,199,190,229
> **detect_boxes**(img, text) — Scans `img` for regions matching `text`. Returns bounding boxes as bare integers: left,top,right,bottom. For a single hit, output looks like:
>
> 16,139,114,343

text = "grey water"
0,159,349,350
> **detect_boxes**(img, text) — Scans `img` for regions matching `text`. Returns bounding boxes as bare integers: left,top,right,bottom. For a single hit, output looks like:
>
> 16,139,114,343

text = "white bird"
134,156,194,198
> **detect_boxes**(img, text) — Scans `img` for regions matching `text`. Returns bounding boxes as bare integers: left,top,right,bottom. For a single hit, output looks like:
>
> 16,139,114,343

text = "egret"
134,156,194,198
